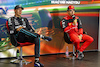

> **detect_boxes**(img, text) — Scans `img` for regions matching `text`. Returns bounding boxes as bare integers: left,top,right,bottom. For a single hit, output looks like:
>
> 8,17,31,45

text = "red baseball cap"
67,5,75,11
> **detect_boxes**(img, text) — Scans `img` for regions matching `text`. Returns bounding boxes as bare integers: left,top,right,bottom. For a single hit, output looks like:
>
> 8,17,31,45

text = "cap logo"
71,6,74,9
19,5,21,7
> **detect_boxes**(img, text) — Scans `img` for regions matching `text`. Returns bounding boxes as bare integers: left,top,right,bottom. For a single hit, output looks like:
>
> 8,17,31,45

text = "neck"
69,14,73,16
15,14,21,17
68,14,72,17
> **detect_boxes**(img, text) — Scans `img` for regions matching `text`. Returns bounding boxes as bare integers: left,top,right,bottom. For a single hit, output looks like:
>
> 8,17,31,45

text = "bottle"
65,46,69,57
16,49,20,59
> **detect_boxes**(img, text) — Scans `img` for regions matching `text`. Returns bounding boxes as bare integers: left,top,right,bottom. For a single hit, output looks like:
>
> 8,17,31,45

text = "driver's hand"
73,19,77,25
78,35,82,41
16,26,24,31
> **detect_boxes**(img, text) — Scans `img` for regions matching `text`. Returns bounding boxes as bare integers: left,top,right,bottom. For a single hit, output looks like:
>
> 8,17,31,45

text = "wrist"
80,34,83,37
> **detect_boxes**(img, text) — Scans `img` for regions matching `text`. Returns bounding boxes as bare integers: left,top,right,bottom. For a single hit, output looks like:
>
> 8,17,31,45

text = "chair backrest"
6,21,20,47
6,21,34,47
64,32,72,44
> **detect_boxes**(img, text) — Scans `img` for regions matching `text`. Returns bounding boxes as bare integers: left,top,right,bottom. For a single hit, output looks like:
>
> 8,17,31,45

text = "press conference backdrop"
0,0,99,58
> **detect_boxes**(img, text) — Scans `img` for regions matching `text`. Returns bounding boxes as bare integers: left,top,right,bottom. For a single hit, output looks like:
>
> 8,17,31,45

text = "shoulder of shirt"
7,17,15,21
21,17,26,19
75,16,79,19
22,17,28,21
8,16,14,19
63,16,68,20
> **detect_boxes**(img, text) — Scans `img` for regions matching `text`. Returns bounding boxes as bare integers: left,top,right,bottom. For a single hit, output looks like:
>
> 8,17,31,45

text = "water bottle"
65,46,69,57
16,49,20,59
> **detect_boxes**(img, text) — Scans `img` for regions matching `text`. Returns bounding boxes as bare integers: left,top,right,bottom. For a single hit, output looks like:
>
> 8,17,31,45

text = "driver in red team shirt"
60,5,94,60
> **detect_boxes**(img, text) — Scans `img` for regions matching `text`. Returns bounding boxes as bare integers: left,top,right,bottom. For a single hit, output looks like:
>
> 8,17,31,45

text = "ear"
14,9,16,13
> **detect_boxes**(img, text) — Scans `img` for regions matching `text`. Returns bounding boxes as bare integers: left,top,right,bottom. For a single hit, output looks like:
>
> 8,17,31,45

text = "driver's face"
14,8,22,17
67,9,75,16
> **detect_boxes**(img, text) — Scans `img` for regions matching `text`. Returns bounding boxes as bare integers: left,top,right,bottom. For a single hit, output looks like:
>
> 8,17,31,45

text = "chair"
64,32,85,59
6,21,34,64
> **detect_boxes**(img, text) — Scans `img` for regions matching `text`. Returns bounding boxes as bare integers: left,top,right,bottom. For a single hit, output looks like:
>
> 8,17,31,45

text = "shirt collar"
14,15,21,19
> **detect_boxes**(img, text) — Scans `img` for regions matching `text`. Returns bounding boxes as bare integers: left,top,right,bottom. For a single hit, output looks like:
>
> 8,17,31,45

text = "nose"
20,10,22,13
72,10,74,14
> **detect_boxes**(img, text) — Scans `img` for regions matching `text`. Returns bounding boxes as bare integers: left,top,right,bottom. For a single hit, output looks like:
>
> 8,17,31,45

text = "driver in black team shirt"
7,5,52,67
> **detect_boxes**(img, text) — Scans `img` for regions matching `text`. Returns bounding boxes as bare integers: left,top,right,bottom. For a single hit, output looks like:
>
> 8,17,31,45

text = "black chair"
64,32,86,59
64,32,76,59
6,21,34,64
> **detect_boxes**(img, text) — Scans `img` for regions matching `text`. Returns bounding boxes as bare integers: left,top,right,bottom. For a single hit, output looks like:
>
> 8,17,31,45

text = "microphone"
72,15,77,25
72,15,75,20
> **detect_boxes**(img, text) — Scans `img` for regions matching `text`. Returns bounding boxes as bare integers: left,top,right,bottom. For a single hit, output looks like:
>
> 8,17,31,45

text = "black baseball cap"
14,5,24,10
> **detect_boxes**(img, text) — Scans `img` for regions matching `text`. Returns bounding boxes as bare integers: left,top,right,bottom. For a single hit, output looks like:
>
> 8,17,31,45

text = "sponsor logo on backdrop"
51,0,80,4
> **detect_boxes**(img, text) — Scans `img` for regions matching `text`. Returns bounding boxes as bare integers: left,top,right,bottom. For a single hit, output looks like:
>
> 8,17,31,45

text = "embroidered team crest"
71,6,74,9
69,23,72,26
68,5,75,10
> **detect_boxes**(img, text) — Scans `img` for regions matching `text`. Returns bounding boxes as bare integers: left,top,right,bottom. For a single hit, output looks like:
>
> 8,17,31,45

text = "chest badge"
69,23,72,26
